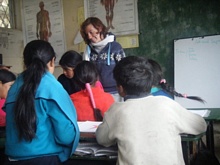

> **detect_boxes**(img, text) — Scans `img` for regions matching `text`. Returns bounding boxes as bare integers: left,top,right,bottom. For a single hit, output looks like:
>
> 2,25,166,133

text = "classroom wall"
53,0,84,77
2,0,220,81
125,0,220,85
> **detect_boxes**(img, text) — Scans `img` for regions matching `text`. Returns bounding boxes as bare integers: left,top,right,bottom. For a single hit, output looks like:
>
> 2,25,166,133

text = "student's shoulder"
152,90,173,99
111,41,123,49
106,101,129,112
57,74,66,80
70,91,89,102
42,72,61,86
150,95,176,105
37,72,67,95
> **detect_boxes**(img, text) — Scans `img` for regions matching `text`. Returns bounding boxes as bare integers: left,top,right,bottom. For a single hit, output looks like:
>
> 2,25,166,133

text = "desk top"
1,108,219,148
188,108,220,121
181,133,205,142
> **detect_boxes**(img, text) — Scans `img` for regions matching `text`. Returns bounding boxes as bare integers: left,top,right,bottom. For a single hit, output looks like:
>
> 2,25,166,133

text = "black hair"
113,56,153,96
74,61,102,121
59,50,82,69
14,40,55,141
0,69,16,83
74,61,99,89
148,59,205,103
148,59,163,87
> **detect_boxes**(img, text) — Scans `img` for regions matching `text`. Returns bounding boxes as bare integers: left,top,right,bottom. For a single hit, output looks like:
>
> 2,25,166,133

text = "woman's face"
85,24,103,43
62,67,74,79
0,81,14,99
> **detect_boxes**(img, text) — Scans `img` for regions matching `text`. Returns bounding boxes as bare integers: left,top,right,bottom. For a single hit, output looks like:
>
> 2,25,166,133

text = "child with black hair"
70,61,114,121
149,59,205,103
96,56,207,165
58,50,82,95
4,40,79,164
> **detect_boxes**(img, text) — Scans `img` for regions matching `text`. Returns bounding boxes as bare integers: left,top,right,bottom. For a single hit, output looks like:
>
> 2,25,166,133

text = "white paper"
77,121,102,133
188,109,211,117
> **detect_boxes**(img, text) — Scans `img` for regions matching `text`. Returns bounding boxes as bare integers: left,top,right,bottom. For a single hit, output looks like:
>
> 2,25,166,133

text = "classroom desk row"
191,108,220,154
0,108,219,165
69,132,205,165
0,130,204,165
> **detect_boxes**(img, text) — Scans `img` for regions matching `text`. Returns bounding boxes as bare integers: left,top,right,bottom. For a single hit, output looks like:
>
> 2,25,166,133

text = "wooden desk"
189,108,220,154
1,110,218,165
68,132,117,165
77,132,204,165
181,133,205,165
0,133,204,165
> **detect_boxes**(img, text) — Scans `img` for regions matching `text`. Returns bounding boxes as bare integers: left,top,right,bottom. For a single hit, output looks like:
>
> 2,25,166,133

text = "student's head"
74,61,99,89
59,50,82,79
148,59,163,86
0,69,16,99
113,56,153,97
23,40,56,74
148,59,205,103
80,17,108,44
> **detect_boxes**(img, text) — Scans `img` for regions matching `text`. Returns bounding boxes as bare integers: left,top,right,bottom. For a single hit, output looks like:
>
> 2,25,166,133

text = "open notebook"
188,109,211,117
75,121,117,158
74,142,118,157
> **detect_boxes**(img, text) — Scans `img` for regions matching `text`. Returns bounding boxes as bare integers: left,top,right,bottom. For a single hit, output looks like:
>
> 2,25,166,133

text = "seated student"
96,56,207,165
4,40,80,165
70,61,114,121
58,50,82,95
0,69,16,128
149,59,204,102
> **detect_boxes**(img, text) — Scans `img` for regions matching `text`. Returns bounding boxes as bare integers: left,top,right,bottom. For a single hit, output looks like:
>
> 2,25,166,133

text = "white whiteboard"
174,35,220,108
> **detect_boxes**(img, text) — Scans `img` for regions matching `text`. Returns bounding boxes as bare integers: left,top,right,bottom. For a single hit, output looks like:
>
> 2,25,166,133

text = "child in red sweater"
70,61,114,121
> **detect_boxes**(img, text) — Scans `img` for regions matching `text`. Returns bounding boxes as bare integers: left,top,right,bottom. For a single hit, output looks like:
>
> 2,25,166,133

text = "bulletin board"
0,28,23,58
84,0,139,36
174,35,220,108
22,0,66,65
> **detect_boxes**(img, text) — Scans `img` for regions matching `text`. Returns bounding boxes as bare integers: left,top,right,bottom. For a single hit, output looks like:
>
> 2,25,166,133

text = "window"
0,0,14,28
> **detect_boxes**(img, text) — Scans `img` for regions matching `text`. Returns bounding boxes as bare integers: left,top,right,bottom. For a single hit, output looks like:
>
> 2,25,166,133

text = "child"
70,61,114,121
149,59,204,102
0,69,16,127
96,56,207,165
4,40,80,164
58,50,82,95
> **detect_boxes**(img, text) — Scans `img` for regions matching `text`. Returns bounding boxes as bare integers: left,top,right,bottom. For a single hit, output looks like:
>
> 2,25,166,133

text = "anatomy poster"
84,0,139,36
22,0,65,64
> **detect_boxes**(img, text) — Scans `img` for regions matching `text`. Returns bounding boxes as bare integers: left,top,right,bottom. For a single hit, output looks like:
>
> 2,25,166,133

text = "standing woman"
4,40,79,165
80,17,125,102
